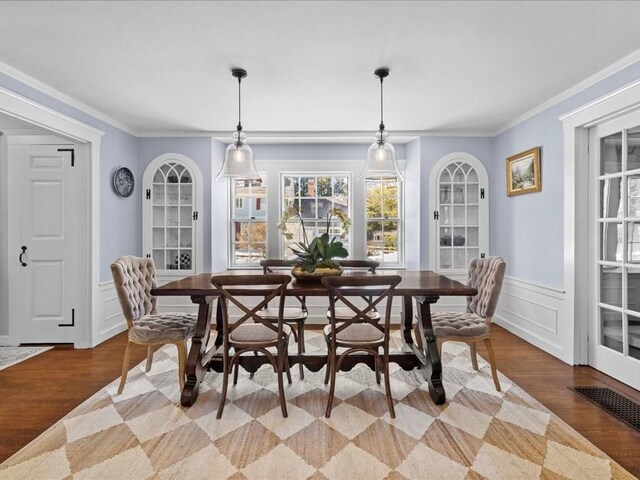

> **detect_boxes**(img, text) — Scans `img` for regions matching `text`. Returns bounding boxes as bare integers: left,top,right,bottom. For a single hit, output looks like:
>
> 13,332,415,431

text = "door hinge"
58,308,75,327
57,148,75,167
480,188,485,199
433,211,439,220
146,254,151,259
480,253,486,258
192,211,198,221
146,189,151,200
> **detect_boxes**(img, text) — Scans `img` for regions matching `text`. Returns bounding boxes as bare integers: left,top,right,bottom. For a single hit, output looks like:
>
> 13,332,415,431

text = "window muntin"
230,177,267,266
366,176,402,265
280,174,350,259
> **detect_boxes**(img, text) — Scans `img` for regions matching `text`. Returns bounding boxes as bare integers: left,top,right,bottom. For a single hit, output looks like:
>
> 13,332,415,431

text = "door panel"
589,110,640,389
16,145,75,343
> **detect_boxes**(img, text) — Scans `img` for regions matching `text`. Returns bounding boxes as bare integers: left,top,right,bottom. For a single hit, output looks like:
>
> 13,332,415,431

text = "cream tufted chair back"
111,256,158,327
466,256,506,319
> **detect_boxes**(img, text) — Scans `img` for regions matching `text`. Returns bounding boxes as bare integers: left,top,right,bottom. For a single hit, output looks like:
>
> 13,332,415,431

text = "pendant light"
359,68,404,180
215,68,260,181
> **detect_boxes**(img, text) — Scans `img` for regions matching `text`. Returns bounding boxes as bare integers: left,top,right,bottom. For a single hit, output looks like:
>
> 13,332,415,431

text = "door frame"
428,151,489,275
0,86,104,347
561,78,640,365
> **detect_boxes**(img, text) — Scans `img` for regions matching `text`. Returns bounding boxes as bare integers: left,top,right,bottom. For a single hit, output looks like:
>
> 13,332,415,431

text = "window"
281,174,350,258
230,177,267,266
366,176,402,265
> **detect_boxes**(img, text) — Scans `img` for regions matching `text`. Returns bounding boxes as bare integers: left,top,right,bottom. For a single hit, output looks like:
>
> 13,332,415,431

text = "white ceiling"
1,1,640,138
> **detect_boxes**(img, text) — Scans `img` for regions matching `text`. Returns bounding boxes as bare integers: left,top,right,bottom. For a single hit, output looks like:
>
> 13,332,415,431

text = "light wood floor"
1,325,640,476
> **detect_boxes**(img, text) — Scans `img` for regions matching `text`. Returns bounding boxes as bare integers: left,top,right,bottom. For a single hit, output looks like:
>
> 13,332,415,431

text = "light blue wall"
0,72,140,283
138,137,216,271
251,142,406,161
492,60,640,288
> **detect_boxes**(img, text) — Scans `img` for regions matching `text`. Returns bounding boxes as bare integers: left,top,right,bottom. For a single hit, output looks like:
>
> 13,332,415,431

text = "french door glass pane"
601,307,623,353
600,178,622,218
628,126,640,170
628,222,640,263
628,314,640,360
600,265,622,307
627,267,640,313
628,175,640,218
601,132,622,175
601,222,622,262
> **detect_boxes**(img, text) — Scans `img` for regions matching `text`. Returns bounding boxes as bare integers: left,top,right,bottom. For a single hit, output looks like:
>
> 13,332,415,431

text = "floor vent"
573,387,640,432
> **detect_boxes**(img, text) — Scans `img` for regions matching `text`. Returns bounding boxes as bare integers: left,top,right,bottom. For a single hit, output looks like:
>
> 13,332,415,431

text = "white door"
15,145,76,343
588,109,640,389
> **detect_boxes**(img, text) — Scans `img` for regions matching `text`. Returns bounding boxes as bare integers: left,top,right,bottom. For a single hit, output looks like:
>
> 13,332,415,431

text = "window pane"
230,176,267,266
601,132,622,175
601,178,622,219
628,222,640,263
628,176,640,218
601,265,622,307
601,307,623,353
317,177,332,196
601,222,622,262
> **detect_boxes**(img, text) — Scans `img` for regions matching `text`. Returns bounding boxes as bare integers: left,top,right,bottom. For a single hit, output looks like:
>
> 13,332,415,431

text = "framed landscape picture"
506,147,541,196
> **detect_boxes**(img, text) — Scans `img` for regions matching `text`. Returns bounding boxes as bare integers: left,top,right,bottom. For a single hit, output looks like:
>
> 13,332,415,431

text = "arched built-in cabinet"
142,154,203,276
429,152,489,277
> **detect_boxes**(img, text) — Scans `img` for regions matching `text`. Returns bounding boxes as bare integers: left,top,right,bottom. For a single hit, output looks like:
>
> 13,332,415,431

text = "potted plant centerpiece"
278,206,351,281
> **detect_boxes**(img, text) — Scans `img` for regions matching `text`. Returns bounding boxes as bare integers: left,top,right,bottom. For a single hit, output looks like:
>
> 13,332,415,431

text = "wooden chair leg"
374,348,381,385
177,341,187,391
276,347,288,418
145,345,154,372
297,320,305,380
233,360,240,385
217,351,230,419
325,349,338,418
470,342,479,371
118,341,134,394
381,351,395,418
483,337,501,391
284,338,293,385
324,337,331,385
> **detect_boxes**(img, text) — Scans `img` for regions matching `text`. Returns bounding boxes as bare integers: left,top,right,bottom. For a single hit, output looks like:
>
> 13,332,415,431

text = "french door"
589,110,640,389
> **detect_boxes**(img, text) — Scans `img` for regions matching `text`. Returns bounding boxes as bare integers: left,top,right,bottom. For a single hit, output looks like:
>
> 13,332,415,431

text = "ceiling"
1,1,640,138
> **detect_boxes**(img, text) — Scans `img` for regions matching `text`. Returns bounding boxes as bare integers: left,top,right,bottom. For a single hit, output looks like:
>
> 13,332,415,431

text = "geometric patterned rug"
0,331,635,480
0,346,52,371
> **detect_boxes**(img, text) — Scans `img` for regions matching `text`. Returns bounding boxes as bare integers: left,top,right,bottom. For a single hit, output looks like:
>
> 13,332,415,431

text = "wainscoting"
95,282,127,346
492,276,568,363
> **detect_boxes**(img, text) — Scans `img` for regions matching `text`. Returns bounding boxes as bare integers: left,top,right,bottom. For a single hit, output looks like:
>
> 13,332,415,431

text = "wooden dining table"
152,269,477,407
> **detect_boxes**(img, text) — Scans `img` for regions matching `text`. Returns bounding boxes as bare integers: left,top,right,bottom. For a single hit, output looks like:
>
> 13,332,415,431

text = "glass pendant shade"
216,131,259,180
360,130,404,179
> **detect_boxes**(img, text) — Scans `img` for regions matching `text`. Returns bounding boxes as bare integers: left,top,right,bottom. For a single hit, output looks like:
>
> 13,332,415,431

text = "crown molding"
0,59,139,137
493,47,640,136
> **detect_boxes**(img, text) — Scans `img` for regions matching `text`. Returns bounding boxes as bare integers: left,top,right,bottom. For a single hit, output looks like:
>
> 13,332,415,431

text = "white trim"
493,276,569,363
428,152,489,274
142,153,204,275
0,335,16,347
561,79,640,365
0,86,103,349
495,48,640,135
0,60,138,136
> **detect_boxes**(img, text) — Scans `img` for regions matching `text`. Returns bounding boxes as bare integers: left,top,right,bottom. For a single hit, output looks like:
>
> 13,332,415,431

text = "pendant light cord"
237,76,243,132
379,75,385,132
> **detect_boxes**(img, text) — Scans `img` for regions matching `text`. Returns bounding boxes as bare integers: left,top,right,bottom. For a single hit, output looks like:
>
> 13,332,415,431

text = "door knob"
19,246,27,267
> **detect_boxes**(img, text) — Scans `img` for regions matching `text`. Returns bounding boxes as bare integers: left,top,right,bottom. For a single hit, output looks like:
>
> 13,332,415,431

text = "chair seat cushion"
326,306,381,321
324,323,384,343
230,323,291,343
258,307,307,321
431,312,489,337
129,313,197,343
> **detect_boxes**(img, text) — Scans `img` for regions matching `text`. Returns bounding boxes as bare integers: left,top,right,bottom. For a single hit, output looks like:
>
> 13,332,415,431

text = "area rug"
0,346,52,371
0,332,634,480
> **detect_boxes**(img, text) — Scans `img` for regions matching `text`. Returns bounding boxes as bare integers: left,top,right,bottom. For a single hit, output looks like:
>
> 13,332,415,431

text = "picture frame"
506,147,541,196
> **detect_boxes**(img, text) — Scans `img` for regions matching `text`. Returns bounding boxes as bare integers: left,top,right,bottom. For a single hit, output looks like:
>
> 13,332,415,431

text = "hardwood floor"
1,325,640,476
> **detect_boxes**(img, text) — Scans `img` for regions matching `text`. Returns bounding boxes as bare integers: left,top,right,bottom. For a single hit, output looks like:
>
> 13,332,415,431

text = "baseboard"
493,276,571,364
0,334,18,347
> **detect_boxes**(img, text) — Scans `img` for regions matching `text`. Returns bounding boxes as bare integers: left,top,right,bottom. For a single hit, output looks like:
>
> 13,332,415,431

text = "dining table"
151,269,477,407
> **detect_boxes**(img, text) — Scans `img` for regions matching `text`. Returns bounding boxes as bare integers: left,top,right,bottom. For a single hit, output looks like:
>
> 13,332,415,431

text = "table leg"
181,295,213,407
414,295,446,405
401,295,414,347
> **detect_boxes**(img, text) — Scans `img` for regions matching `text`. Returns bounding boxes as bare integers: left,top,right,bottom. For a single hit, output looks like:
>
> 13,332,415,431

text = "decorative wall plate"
112,167,135,197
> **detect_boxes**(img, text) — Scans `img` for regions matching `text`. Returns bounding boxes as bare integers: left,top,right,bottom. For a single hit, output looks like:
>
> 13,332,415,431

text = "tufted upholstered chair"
111,256,196,394
415,256,506,391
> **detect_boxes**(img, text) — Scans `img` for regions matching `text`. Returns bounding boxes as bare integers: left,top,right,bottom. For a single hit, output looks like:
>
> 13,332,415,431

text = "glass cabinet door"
146,161,196,274
436,160,485,272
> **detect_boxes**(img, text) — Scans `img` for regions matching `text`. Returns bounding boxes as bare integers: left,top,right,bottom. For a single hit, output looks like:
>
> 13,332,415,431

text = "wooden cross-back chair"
327,260,381,321
322,274,402,418
211,274,293,418
259,259,308,379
